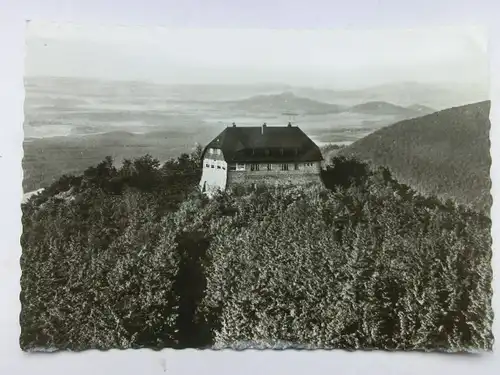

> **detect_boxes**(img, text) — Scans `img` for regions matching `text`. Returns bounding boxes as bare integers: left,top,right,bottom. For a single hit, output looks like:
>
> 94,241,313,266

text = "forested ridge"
20,148,493,352
339,101,492,214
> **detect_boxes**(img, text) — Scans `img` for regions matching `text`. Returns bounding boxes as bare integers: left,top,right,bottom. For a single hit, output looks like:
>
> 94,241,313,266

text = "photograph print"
20,22,493,352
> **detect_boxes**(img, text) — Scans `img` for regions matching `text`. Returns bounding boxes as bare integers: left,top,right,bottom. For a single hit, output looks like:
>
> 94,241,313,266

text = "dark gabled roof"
204,125,323,163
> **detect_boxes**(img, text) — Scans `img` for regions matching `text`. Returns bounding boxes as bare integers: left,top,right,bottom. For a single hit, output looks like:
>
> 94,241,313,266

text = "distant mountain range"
221,92,436,118
339,101,491,213
292,81,489,110
26,76,488,110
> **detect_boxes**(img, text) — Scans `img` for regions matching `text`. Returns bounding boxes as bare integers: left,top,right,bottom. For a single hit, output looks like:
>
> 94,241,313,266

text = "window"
267,164,272,171
205,163,209,168
217,165,221,169
229,164,236,171
281,164,289,171
236,163,246,171
216,149,221,155
294,163,299,170
211,165,214,168
251,164,260,171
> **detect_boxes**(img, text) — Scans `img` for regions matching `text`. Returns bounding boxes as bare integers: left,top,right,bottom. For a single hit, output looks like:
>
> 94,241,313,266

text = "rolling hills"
339,100,492,213
22,129,215,192
27,77,488,109
292,81,489,109
222,91,434,117
220,91,345,114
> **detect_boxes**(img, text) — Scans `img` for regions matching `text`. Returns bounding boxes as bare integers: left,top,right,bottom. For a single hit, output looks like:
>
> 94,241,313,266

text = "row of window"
231,163,315,171
204,160,317,171
204,157,227,171
205,163,226,170
208,148,222,155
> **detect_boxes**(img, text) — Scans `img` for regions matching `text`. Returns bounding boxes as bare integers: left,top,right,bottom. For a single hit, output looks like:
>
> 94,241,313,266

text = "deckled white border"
1,1,499,374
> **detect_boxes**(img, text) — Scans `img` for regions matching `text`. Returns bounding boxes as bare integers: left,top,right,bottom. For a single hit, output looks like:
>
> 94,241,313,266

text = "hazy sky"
25,22,489,88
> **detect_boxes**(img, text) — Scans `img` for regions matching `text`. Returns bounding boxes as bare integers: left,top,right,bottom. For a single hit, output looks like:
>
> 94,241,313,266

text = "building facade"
199,123,323,195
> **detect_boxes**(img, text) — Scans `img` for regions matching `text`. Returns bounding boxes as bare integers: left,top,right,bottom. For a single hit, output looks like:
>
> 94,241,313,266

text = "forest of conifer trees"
20,149,493,352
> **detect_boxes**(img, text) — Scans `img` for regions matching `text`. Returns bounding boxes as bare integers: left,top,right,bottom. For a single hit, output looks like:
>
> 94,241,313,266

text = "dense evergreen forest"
340,101,491,213
20,147,493,352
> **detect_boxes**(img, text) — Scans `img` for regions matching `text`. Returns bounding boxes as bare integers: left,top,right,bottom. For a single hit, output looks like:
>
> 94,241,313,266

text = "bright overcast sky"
25,22,489,88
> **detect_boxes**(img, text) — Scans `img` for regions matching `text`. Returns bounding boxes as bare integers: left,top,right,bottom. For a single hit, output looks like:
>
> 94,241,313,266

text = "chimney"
262,122,267,135
287,122,292,127
232,122,236,127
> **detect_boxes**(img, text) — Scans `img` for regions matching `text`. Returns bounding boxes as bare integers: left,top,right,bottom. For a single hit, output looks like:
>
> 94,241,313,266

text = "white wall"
199,157,228,194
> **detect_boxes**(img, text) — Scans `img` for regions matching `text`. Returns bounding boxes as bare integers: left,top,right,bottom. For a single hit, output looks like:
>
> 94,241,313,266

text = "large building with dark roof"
199,122,324,194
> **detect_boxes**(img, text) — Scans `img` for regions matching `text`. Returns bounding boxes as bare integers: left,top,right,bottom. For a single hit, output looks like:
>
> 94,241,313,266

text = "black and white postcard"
20,22,493,352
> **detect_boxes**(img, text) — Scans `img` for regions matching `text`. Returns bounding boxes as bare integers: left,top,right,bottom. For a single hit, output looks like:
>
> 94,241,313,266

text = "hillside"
339,101,491,213
20,154,493,351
